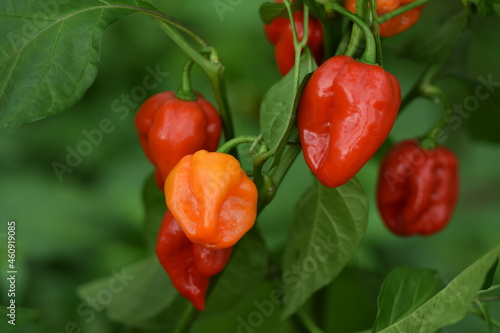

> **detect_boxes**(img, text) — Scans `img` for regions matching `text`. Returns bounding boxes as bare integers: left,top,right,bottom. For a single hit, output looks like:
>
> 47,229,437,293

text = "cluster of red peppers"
135,82,257,309
264,0,459,236
136,0,459,311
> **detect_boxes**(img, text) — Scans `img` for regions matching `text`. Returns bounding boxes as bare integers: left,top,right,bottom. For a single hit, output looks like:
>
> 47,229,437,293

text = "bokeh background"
1,0,499,332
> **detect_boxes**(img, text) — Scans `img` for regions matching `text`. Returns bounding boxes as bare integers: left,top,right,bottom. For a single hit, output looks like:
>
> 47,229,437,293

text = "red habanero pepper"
345,0,426,37
264,1,323,75
156,210,233,310
135,91,222,189
165,150,258,250
377,139,459,236
298,55,401,188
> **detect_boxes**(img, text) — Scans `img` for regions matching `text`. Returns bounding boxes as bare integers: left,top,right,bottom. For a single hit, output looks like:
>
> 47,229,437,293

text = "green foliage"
260,50,317,167
373,266,442,332
282,177,368,318
375,243,500,333
259,1,302,25
1,0,500,332
0,0,154,136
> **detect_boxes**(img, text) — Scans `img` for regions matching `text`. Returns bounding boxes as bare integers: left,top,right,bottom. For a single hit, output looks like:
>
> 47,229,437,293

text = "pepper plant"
1,0,500,332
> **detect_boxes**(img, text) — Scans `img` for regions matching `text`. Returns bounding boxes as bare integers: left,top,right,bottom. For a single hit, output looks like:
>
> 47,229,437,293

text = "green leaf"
373,266,442,332
376,243,500,333
260,50,317,168
206,228,269,311
281,177,369,318
400,10,470,64
0,0,155,136
77,255,182,329
259,1,302,25
142,172,166,254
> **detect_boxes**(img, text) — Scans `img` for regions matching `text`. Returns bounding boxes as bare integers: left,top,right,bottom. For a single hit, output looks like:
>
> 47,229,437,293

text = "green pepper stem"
297,308,325,333
175,59,197,101
369,0,383,66
217,135,259,154
469,307,500,329
325,2,377,64
420,85,451,149
378,0,429,24
344,0,367,58
174,303,199,333
140,13,237,158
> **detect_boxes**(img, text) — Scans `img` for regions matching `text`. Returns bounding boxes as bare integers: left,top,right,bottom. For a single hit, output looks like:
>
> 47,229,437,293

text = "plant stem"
378,0,429,24
344,0,366,58
469,307,500,329
154,21,237,158
217,135,259,154
174,303,199,333
175,59,197,101
369,0,383,66
297,308,325,333
325,2,377,64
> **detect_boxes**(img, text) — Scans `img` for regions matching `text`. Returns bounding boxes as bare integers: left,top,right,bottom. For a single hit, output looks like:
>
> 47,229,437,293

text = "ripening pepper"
165,150,258,249
156,210,233,310
345,0,426,37
377,139,459,236
264,1,324,75
135,91,222,189
297,55,401,188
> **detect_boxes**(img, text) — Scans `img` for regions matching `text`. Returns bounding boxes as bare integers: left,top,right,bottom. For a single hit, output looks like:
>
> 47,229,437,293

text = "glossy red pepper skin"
298,55,401,188
135,91,222,188
345,0,426,37
264,4,323,75
377,139,459,236
156,210,233,310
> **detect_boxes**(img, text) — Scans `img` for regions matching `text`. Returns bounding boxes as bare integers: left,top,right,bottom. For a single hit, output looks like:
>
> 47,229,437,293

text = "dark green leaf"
376,243,500,333
400,10,470,64
260,50,317,168
77,256,181,329
142,172,166,254
282,177,369,318
373,266,442,332
259,1,302,25
0,0,155,136
206,228,269,311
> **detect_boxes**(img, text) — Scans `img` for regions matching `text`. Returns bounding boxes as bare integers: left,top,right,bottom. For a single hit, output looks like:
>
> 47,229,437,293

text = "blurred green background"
1,0,499,332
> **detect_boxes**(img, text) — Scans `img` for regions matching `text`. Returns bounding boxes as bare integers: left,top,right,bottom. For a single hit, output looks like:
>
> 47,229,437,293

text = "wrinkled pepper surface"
264,1,323,75
156,210,233,310
345,0,426,37
377,139,459,236
298,55,401,188
165,150,258,249
135,91,222,188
